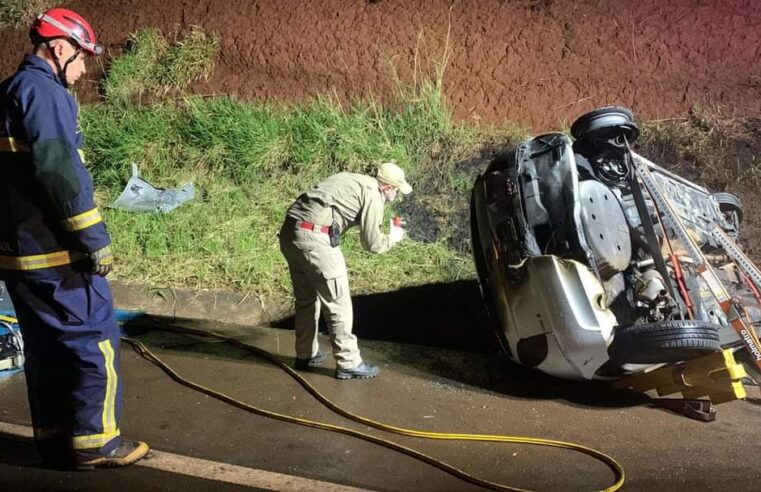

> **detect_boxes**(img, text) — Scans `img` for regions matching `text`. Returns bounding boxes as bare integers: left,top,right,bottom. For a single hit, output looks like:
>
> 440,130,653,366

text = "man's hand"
389,217,405,243
87,246,114,277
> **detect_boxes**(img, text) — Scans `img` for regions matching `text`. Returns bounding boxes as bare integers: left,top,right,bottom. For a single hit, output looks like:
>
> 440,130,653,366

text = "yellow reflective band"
0,315,17,324
61,208,103,232
99,339,118,436
0,137,29,152
70,340,120,451
77,149,86,163
0,250,86,271
71,429,121,450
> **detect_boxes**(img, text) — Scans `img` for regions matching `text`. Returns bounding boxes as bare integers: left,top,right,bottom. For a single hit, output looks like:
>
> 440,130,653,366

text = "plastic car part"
518,134,569,241
470,188,512,357
111,163,195,213
734,347,761,385
577,180,632,279
517,134,605,279
608,320,721,364
635,269,668,304
499,256,617,380
480,155,541,266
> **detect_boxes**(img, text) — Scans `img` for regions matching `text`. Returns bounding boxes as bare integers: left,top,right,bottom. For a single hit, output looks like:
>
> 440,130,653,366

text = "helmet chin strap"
45,41,80,88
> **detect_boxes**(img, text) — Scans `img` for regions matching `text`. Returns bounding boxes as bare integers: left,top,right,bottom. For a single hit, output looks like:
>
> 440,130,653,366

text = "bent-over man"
279,162,412,379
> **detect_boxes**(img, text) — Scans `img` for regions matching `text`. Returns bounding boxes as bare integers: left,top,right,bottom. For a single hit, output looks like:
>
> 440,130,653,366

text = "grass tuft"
0,0,59,29
103,27,219,103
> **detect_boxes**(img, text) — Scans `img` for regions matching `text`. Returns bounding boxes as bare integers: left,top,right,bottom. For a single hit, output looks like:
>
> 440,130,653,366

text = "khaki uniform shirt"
286,173,395,253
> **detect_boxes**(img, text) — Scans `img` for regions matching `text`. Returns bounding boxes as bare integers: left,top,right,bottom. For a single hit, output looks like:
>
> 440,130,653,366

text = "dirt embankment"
1,0,759,130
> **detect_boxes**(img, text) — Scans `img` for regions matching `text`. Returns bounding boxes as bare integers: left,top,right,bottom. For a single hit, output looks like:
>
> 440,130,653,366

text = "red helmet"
30,8,103,56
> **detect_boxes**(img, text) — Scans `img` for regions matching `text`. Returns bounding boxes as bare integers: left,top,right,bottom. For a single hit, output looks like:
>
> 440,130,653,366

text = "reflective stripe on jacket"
0,55,110,277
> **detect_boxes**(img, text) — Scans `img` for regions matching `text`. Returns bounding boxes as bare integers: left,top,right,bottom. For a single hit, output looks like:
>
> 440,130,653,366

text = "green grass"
103,27,219,103
65,24,531,299
81,69,517,296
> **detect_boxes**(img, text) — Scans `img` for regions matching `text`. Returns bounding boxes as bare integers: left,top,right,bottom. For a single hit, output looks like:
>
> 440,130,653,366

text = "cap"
376,162,412,195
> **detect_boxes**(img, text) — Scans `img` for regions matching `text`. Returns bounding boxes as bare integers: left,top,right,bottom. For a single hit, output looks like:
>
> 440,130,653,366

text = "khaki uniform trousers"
279,223,362,369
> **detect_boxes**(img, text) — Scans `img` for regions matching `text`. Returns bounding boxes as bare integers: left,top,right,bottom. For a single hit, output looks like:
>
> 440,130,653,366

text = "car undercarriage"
471,107,761,382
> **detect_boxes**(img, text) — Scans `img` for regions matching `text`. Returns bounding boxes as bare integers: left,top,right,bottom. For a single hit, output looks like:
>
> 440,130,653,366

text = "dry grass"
0,0,60,29
638,106,761,191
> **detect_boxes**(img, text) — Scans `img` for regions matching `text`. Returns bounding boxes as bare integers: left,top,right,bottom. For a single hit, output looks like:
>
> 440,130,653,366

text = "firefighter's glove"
87,246,114,277
389,217,405,244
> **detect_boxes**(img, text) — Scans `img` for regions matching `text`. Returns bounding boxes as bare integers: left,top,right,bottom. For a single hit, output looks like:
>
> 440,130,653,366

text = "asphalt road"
2,316,760,491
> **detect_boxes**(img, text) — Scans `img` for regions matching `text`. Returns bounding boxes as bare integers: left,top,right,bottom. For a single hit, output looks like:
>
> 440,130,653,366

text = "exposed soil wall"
2,0,759,130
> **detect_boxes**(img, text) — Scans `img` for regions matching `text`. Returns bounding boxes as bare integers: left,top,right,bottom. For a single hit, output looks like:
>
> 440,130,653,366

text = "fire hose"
1,312,625,490
121,321,625,492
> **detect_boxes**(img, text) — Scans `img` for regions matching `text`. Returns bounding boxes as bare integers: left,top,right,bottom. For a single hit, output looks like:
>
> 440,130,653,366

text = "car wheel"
608,320,721,364
570,106,640,144
713,191,743,226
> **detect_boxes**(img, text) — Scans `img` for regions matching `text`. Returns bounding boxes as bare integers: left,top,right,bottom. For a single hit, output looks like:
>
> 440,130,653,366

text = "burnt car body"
470,107,757,381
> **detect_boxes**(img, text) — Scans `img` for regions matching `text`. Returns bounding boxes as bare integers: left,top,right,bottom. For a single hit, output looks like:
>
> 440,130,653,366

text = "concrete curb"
95,279,490,352
110,281,292,326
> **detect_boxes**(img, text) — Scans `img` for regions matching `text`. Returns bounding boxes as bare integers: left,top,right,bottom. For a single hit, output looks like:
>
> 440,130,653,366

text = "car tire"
713,191,743,226
570,106,640,143
608,320,721,364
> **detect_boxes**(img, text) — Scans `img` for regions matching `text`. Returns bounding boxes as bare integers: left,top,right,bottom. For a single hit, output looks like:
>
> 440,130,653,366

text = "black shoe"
335,362,379,380
74,440,150,470
294,350,326,371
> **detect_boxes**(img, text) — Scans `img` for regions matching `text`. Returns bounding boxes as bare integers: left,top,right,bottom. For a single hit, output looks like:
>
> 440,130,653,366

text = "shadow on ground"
272,279,490,352
0,431,265,491
0,431,39,468
122,279,648,411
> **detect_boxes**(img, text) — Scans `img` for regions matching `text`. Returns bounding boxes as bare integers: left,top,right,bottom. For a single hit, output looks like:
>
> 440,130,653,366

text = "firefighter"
0,8,149,469
279,162,411,379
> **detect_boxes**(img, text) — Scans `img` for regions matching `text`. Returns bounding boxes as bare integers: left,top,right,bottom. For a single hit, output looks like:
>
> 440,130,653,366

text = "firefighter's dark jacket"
0,55,110,279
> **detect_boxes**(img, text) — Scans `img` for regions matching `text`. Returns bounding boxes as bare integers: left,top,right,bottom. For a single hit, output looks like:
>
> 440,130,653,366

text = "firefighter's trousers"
4,272,122,459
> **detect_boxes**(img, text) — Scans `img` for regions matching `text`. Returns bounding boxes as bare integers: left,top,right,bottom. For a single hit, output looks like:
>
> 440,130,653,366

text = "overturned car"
471,107,761,381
